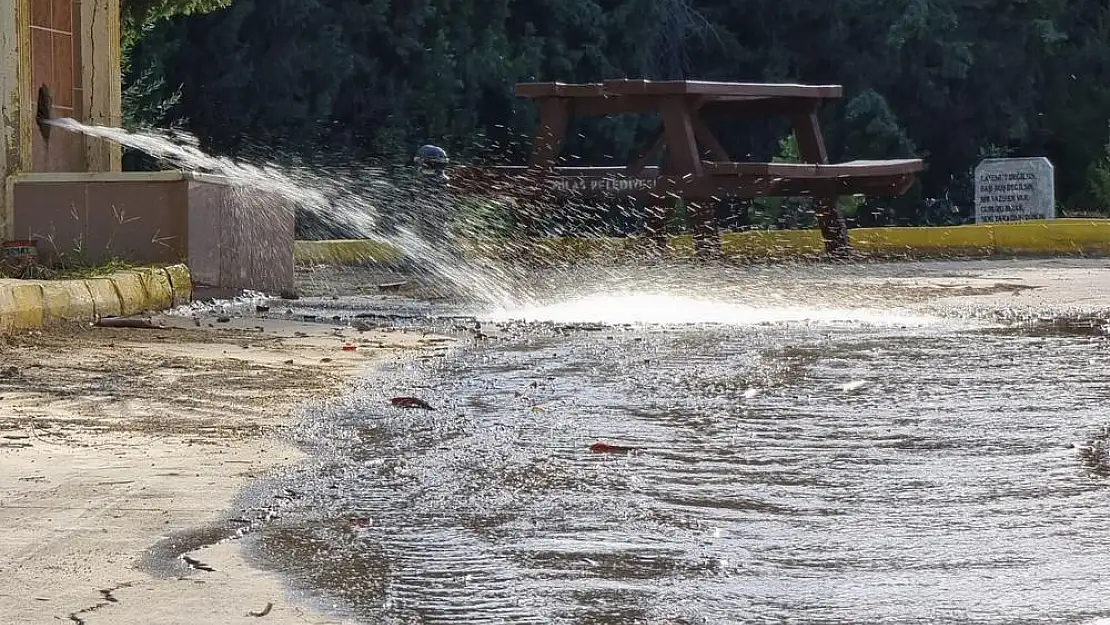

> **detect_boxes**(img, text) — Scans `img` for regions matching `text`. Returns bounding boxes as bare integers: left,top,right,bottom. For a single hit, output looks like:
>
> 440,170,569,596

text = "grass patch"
52,258,145,280
2,258,150,280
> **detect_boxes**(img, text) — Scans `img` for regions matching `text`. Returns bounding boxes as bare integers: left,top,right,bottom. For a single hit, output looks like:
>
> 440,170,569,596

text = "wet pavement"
209,258,1110,624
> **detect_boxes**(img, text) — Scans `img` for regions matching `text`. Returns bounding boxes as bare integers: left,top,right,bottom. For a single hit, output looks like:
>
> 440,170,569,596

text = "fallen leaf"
590,442,636,454
390,397,435,410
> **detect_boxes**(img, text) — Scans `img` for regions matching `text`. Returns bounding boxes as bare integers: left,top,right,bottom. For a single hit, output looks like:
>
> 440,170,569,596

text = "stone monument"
974,157,1055,223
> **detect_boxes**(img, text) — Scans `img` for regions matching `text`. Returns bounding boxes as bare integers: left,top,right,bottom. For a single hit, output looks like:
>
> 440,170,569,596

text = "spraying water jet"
33,118,534,307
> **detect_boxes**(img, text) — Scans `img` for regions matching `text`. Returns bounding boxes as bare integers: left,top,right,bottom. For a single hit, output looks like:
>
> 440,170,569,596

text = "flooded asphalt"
229,259,1110,624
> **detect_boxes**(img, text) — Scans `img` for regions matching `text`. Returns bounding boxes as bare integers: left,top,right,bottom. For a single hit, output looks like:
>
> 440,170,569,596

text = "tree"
122,0,230,47
121,0,230,143
121,0,1110,221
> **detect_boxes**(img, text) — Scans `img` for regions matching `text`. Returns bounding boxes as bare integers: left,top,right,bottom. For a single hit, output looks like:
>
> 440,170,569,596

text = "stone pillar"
80,0,121,172
0,0,32,240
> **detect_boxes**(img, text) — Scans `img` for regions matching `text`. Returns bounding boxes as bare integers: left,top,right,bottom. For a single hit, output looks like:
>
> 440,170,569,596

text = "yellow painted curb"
0,282,45,334
720,230,826,258
127,267,174,311
295,218,1110,263
529,237,637,262
85,278,123,318
40,280,97,321
0,264,192,335
849,225,995,255
295,239,404,264
163,264,192,306
109,271,153,317
990,220,1110,255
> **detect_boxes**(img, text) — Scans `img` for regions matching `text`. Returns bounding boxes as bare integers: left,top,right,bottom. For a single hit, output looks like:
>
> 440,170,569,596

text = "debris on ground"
390,396,435,410
590,442,636,454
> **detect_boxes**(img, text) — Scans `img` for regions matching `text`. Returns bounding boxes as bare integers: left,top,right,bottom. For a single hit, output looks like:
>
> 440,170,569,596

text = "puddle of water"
242,267,1110,624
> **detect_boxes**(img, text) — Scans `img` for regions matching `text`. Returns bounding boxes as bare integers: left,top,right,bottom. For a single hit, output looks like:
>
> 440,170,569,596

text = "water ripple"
256,300,1110,624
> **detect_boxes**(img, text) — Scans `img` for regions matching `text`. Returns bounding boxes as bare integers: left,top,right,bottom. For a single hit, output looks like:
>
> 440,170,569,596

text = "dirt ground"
0,314,448,624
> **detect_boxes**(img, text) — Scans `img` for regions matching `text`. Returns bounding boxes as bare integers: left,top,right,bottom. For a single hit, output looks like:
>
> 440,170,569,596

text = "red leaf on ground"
590,442,636,454
390,396,435,410
341,344,358,351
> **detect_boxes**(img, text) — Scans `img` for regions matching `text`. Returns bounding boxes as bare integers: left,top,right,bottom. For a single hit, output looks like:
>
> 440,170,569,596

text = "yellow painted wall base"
0,264,191,335
295,239,405,265
85,277,123,317
40,280,97,320
0,282,46,334
294,219,1110,265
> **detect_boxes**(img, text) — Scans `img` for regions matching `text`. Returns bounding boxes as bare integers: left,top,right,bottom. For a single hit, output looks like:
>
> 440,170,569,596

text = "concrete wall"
30,0,85,172
9,172,295,294
186,175,296,295
0,1,291,296
1,0,121,239
79,0,122,172
11,172,188,265
1,0,35,228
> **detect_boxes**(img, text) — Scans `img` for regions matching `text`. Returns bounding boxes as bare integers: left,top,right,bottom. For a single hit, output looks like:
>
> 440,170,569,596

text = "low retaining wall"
6,172,294,294
0,264,192,335
293,219,1110,264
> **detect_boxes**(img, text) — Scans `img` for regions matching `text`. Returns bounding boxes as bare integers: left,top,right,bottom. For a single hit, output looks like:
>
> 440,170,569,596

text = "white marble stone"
974,157,1055,223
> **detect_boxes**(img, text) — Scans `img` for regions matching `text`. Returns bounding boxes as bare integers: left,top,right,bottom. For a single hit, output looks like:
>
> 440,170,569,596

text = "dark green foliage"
123,0,1110,223
122,0,230,47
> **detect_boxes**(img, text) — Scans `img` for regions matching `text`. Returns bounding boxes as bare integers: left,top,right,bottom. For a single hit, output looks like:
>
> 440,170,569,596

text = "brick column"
80,0,121,172
0,0,32,239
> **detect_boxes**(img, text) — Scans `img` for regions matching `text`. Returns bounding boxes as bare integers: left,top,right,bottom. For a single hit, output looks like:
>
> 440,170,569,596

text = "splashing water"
47,117,530,307
49,118,380,234
45,118,970,328
485,292,942,326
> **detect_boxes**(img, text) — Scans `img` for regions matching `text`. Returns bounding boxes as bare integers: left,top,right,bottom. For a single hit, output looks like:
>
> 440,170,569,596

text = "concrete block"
0,281,45,333
84,277,122,318
109,271,152,316
162,263,192,306
40,280,96,321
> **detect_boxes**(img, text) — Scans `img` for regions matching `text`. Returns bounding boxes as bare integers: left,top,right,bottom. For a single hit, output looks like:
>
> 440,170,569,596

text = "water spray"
43,118,532,308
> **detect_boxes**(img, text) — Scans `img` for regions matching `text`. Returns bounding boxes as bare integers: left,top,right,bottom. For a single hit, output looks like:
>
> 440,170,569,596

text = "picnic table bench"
450,79,924,256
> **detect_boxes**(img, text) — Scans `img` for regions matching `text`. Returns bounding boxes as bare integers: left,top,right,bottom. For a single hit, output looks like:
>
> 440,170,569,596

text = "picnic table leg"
814,197,849,256
688,202,720,260
514,196,544,243
644,196,673,252
520,99,570,239
791,110,850,255
689,118,727,259
659,96,720,258
529,99,570,168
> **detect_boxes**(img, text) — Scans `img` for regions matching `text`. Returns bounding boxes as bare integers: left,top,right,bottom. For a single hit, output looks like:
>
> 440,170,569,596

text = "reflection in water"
249,272,1110,625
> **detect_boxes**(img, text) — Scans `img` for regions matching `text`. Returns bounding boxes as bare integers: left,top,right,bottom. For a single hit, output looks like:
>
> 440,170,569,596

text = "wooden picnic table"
452,78,924,256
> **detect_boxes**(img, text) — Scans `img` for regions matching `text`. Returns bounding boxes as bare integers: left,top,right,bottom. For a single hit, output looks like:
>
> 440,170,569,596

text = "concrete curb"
294,239,404,265
294,219,1110,264
0,264,192,336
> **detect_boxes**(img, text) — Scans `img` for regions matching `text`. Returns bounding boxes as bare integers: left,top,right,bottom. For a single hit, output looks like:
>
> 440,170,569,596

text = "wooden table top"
515,79,843,100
